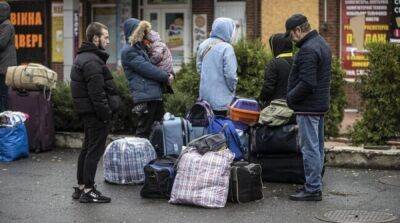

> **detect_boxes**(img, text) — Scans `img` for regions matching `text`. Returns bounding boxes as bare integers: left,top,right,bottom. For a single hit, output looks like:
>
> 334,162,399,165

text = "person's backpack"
208,116,245,160
140,157,177,199
258,99,294,127
186,100,214,127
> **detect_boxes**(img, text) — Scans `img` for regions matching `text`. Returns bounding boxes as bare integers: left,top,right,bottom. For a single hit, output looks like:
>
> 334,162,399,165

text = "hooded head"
146,30,162,43
0,2,11,24
269,33,293,57
123,18,140,43
126,20,151,46
210,18,236,43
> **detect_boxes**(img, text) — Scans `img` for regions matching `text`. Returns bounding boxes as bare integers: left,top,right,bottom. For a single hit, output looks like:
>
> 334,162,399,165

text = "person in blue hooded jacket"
196,18,238,116
121,18,173,138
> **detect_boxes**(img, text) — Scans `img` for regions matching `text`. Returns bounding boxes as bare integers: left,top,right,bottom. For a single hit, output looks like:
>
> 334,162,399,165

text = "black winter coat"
259,33,293,107
70,42,120,121
287,30,332,114
0,3,17,74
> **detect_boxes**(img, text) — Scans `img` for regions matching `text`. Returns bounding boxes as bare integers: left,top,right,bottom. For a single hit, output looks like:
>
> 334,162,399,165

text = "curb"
325,146,400,170
55,132,400,170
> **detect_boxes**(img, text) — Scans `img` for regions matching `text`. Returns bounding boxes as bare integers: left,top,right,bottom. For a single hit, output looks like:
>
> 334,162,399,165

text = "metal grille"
315,210,398,223
379,175,400,187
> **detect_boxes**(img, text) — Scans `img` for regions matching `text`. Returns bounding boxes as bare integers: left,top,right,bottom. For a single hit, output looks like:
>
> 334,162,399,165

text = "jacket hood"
123,18,140,43
77,41,109,62
128,20,151,45
210,18,236,43
146,30,161,43
0,2,10,23
269,33,293,57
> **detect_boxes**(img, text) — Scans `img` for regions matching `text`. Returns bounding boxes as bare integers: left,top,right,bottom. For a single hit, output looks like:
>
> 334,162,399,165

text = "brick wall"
192,0,214,34
344,82,362,109
318,0,340,57
246,0,261,39
51,62,64,81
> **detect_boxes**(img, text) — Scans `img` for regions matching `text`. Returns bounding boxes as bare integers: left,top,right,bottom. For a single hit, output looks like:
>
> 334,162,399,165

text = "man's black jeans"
77,114,110,188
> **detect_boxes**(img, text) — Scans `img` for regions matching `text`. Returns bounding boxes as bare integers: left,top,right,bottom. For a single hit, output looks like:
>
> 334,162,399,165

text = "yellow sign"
52,3,64,63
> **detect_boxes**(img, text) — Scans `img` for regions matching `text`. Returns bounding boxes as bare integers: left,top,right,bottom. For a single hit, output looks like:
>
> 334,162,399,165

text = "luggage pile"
103,98,316,208
5,63,57,153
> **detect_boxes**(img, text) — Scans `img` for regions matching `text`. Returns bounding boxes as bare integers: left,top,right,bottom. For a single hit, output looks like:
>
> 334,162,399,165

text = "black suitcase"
228,161,264,203
249,153,306,184
8,90,55,153
251,124,298,155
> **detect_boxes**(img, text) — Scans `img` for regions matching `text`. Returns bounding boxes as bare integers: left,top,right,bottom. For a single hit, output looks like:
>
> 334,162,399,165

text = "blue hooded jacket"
196,18,238,111
120,18,168,103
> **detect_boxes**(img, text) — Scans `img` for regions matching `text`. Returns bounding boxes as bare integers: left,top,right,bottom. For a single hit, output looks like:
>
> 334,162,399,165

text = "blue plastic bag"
0,123,29,162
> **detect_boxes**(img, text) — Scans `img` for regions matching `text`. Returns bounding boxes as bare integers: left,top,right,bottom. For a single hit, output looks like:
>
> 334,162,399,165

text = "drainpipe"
322,0,328,31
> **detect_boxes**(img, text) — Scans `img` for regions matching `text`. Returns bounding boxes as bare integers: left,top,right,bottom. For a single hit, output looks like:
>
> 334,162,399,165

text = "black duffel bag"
251,124,298,155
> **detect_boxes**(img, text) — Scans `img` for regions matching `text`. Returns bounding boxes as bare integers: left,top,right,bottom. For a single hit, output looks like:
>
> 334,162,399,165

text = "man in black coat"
0,2,17,112
285,14,332,201
259,33,293,107
70,22,120,203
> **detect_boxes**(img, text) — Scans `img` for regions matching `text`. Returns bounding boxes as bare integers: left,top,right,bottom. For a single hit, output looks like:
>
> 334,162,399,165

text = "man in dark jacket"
70,22,120,203
285,14,332,201
259,33,293,107
0,2,17,112
121,18,171,138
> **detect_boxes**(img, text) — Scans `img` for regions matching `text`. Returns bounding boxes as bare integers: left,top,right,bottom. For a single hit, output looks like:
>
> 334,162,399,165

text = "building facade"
7,0,398,110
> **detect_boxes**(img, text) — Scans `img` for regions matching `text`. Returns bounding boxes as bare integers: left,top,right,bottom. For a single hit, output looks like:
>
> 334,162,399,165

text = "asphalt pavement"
0,148,399,223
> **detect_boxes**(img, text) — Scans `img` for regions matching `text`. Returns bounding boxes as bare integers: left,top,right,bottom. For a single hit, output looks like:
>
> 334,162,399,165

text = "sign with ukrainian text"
9,1,47,65
341,0,390,78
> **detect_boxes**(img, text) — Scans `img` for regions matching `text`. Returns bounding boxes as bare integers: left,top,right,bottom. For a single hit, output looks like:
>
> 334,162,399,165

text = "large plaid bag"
103,137,156,185
169,147,234,208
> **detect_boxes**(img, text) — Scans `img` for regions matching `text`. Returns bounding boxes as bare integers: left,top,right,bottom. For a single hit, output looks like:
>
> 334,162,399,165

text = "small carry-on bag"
103,137,156,185
169,147,234,208
186,100,214,139
140,157,177,199
228,161,263,203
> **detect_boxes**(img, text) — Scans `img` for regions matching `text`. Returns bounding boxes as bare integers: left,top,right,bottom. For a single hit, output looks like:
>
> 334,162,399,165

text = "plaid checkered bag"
103,137,156,185
169,147,234,208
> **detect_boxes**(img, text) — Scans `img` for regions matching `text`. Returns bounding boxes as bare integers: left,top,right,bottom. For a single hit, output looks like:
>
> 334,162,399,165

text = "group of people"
69,13,331,204
0,2,331,204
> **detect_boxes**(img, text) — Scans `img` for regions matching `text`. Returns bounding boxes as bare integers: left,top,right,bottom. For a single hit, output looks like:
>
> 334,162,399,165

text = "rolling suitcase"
8,90,55,153
149,113,193,157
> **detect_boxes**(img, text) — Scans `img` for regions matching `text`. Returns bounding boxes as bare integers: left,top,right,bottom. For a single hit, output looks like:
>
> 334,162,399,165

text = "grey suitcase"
162,114,194,156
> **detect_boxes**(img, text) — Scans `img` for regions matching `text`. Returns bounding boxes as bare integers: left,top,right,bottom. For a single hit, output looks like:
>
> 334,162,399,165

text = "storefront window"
92,5,117,64
165,13,184,70
148,0,188,4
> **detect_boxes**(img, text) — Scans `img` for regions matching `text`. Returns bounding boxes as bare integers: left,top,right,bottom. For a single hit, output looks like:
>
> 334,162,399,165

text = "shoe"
72,187,83,200
289,190,322,201
79,187,111,203
295,186,305,193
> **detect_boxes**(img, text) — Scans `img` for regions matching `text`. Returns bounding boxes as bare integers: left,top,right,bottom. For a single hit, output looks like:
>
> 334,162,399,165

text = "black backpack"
140,157,176,199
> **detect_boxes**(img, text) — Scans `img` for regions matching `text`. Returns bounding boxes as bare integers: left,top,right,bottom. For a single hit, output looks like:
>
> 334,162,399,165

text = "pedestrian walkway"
0,148,399,223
